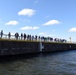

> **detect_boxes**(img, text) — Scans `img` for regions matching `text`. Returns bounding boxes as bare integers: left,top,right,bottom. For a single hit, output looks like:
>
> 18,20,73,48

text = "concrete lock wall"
0,39,76,55
0,40,40,55
42,42,76,52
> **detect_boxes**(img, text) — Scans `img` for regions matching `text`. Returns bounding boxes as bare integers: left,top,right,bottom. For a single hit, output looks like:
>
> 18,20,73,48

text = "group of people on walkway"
14,32,26,40
0,30,27,40
0,30,67,43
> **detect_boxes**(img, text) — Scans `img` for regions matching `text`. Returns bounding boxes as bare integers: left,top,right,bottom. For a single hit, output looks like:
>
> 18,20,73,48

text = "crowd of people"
0,30,67,43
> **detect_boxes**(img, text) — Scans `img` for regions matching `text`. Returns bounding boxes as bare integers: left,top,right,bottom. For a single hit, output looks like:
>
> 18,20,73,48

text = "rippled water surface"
0,50,76,75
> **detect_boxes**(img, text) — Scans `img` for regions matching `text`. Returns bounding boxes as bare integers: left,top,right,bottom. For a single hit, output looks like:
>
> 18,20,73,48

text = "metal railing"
0,33,75,44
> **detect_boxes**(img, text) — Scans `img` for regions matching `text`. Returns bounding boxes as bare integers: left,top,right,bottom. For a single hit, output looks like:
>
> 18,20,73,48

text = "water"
0,50,76,75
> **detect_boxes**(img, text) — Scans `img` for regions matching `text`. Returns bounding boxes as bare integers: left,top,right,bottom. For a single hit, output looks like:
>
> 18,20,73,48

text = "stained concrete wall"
42,42,76,52
0,39,76,56
0,39,40,55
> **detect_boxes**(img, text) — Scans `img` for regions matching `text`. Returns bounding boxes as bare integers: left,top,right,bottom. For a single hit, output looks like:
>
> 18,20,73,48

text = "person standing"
8,32,11,39
24,33,26,40
21,33,23,40
0,30,3,38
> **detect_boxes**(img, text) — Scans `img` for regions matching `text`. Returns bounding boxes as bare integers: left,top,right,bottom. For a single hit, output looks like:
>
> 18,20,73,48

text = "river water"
0,50,76,75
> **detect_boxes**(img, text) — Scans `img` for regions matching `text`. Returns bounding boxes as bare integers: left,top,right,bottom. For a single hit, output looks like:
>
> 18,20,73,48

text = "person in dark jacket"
38,36,40,41
29,35,31,40
0,30,3,38
17,33,19,40
21,33,23,40
15,33,16,39
35,35,37,40
27,35,30,40
24,33,26,40
8,32,11,39
15,32,19,40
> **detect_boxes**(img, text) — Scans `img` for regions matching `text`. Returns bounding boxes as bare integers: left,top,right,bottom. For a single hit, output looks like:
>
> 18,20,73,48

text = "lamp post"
69,37,71,43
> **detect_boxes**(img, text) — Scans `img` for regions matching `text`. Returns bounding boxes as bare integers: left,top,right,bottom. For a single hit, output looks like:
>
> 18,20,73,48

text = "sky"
0,0,76,42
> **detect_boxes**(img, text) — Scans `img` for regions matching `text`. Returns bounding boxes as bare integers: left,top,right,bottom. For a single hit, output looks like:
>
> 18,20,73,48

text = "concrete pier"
0,39,76,56
42,42,76,52
0,39,40,55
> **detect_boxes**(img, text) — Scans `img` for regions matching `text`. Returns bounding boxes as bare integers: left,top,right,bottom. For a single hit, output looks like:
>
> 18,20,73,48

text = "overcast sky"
0,0,76,41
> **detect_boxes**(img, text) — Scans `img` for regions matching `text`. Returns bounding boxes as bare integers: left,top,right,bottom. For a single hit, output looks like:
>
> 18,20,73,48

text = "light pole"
69,37,71,43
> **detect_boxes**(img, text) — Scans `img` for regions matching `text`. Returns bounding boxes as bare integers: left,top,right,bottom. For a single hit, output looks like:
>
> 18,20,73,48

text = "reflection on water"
0,50,76,75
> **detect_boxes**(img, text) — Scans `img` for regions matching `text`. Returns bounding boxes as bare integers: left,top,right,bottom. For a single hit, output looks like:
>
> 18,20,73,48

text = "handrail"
0,32,74,43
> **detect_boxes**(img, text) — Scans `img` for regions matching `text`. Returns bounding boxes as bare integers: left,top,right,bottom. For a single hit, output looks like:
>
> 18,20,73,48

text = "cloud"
69,27,76,32
43,20,61,26
5,21,19,25
21,26,39,30
18,8,36,17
